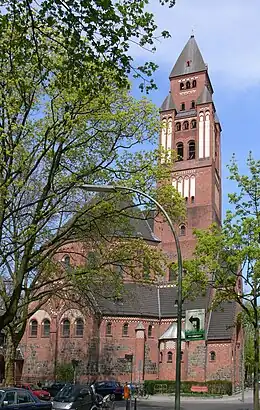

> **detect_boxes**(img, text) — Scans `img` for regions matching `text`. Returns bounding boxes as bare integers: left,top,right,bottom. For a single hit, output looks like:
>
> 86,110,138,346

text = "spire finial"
191,28,195,38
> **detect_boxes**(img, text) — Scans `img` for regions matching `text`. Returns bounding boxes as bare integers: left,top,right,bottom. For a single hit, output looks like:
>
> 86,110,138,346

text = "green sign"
185,309,205,341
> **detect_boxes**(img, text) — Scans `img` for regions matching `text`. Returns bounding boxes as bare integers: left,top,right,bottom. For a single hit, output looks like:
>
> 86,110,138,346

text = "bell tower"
155,35,222,276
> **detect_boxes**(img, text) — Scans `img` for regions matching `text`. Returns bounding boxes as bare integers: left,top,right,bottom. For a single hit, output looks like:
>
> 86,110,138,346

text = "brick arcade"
15,36,243,389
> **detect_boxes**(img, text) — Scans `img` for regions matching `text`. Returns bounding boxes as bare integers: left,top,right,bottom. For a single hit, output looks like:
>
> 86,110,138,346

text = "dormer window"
186,81,190,89
183,121,189,131
192,80,197,88
181,103,185,111
191,100,195,109
180,83,184,90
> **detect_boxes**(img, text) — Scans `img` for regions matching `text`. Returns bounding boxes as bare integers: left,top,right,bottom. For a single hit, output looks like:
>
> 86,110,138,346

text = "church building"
17,36,243,390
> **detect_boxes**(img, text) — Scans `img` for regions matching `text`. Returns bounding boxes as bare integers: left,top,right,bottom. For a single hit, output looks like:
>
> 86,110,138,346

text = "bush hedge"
143,380,232,396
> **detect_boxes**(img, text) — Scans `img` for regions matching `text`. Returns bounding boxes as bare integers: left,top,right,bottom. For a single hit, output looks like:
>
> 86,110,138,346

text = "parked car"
44,383,65,398
16,383,51,401
52,384,98,410
94,381,123,400
0,387,52,410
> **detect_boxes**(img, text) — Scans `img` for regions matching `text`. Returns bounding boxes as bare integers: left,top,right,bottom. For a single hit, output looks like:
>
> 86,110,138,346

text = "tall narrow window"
176,143,183,161
63,255,70,267
75,318,84,337
180,83,184,90
62,319,70,338
159,352,163,363
188,141,196,160
181,351,184,361
122,323,129,337
167,352,173,363
191,101,195,109
186,81,190,89
210,351,216,361
175,122,181,132
192,80,197,88
180,224,186,236
42,319,50,337
191,119,197,129
181,103,185,111
106,322,112,336
148,324,153,338
30,319,38,337
183,121,189,130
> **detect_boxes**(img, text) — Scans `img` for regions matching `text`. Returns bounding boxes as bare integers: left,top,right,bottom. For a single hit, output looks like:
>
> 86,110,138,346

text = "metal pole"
81,185,183,410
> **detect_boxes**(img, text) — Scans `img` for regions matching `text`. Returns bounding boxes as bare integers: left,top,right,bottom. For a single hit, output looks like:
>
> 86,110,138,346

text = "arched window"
176,143,183,161
148,325,153,338
192,80,197,88
63,255,70,267
180,224,186,236
30,319,38,337
188,141,196,160
181,351,184,361
75,318,84,337
167,352,173,363
181,103,185,111
122,323,129,337
191,119,197,129
106,322,112,336
191,100,195,109
159,352,163,363
42,319,50,337
210,351,216,361
183,121,189,130
186,81,190,89
175,122,181,132
191,196,195,204
62,319,70,338
180,83,184,90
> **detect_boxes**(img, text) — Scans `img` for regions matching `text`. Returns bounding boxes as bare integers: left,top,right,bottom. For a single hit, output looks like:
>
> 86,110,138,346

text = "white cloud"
131,0,260,87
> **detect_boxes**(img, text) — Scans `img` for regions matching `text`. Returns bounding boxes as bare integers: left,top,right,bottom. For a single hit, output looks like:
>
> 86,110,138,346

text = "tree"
183,154,260,410
2,0,175,93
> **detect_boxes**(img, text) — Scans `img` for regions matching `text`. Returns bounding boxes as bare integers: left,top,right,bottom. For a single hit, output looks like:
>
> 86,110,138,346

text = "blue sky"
131,0,260,216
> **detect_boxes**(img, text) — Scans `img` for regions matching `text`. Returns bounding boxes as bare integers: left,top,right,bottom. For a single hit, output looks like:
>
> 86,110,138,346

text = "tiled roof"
207,301,236,340
197,86,213,105
175,109,197,119
98,283,237,340
170,35,207,78
160,92,176,112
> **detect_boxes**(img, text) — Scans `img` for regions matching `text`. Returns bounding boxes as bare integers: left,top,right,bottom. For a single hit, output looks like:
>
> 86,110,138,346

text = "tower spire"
169,35,206,78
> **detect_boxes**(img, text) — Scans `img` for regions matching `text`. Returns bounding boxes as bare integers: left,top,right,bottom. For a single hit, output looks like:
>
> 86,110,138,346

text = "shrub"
144,380,232,396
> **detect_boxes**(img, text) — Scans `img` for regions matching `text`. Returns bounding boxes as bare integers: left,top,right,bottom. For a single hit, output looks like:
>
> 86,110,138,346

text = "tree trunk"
253,322,259,410
4,333,17,386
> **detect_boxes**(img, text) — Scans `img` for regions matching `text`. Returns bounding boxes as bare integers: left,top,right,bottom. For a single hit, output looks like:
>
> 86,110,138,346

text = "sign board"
185,309,205,341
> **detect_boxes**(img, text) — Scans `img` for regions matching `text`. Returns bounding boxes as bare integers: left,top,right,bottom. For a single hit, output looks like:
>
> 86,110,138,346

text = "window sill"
122,335,129,338
29,335,37,338
74,335,83,338
106,334,112,337
41,335,50,338
61,335,70,338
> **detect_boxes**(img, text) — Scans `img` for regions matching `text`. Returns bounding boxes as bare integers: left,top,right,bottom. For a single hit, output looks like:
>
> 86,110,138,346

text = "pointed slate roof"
160,92,176,112
170,35,206,78
197,85,213,105
159,322,185,341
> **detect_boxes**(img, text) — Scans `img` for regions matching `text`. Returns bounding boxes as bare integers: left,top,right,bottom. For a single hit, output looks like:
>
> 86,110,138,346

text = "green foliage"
143,380,232,396
56,363,74,383
1,0,174,93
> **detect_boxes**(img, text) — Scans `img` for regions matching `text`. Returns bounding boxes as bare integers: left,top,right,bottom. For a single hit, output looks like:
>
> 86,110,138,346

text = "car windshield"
54,385,76,402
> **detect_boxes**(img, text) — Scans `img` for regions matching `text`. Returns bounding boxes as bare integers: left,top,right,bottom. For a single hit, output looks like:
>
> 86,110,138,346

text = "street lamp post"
80,184,183,410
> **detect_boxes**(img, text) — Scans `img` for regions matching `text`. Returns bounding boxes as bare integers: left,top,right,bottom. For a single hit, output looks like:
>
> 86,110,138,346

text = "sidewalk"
144,389,253,404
